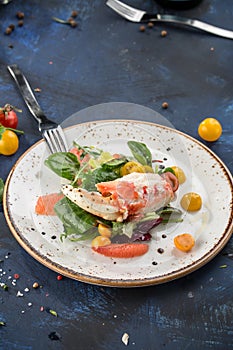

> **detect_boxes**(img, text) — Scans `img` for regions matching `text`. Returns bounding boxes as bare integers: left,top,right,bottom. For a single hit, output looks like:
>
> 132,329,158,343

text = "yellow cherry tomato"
180,192,202,212
0,130,19,155
170,166,186,184
198,118,222,142
98,223,112,238
174,233,195,252
142,165,154,173
91,236,111,248
120,161,145,176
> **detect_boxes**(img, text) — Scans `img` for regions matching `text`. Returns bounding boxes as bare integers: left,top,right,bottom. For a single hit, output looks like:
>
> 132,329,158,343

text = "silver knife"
106,0,233,40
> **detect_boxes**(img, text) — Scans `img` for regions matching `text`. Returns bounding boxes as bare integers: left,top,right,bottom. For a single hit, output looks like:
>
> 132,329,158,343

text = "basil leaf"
0,178,4,203
127,141,152,166
44,152,80,180
102,157,127,169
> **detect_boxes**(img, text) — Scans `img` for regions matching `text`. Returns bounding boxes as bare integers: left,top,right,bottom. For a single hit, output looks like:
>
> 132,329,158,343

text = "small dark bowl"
155,0,203,10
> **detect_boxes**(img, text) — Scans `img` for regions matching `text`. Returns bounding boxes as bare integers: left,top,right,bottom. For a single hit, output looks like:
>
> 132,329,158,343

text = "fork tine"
106,0,145,22
43,126,68,153
54,125,69,152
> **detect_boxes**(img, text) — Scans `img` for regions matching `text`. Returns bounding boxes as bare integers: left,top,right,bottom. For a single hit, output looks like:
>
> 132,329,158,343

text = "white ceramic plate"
3,120,233,287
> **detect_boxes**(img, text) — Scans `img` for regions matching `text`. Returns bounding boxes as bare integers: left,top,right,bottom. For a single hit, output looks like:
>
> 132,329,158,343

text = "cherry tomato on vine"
0,129,19,156
0,109,5,123
0,104,19,129
198,118,222,142
0,124,24,156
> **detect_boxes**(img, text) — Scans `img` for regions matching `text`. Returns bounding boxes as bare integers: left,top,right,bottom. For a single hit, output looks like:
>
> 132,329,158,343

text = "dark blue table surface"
0,0,233,349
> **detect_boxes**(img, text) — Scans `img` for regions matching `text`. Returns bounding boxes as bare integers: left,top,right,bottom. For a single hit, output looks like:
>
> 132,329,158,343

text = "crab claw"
61,184,126,221
61,172,177,222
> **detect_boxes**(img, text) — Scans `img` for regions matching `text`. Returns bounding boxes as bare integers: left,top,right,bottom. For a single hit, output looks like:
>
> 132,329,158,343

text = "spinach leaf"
81,165,122,191
54,197,99,240
0,178,4,203
127,141,152,166
44,152,80,180
92,167,121,184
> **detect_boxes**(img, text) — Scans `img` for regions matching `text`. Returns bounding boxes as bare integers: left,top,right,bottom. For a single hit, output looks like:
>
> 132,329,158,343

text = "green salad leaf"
158,167,176,176
54,197,110,241
127,141,152,166
80,157,127,191
0,178,4,203
102,157,127,169
73,142,102,158
44,152,80,180
81,167,121,191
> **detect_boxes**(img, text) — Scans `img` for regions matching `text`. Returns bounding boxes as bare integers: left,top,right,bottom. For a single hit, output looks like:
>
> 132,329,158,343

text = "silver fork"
7,64,68,154
106,0,233,40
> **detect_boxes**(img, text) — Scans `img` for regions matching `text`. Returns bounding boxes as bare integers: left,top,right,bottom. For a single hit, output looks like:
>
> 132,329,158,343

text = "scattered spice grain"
18,20,24,27
9,24,15,30
161,30,167,37
16,11,24,19
162,101,169,109
122,333,129,346
33,282,39,289
49,309,58,317
139,25,146,32
48,331,62,341
157,248,164,254
5,27,13,35
147,22,154,28
69,19,78,28
71,10,78,18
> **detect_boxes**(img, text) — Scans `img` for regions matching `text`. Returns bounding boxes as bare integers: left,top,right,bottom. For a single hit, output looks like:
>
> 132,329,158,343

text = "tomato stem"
0,124,24,137
4,104,22,113
6,127,24,134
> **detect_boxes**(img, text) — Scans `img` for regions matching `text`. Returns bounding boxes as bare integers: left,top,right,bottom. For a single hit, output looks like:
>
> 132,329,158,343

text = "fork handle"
7,64,50,127
143,14,233,39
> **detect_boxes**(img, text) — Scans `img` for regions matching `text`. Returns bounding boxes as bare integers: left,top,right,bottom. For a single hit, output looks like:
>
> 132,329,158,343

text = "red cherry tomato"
0,109,5,124
0,104,19,129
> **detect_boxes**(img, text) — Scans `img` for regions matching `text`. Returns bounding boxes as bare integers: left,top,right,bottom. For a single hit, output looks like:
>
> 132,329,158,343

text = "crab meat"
61,172,177,222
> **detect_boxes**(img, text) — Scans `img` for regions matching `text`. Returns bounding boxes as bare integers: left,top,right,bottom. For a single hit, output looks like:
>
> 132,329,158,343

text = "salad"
35,140,196,258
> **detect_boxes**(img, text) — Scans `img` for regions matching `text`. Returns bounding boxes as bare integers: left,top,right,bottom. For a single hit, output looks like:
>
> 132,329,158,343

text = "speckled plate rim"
3,120,233,287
